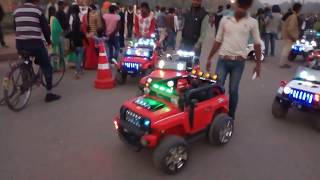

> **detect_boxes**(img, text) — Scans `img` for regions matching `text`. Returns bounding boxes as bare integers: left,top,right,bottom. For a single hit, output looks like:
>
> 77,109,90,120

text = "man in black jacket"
181,0,209,56
56,0,68,31
0,3,8,48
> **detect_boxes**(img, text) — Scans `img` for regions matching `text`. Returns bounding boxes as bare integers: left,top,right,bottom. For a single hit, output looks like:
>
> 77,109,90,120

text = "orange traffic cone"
94,41,115,89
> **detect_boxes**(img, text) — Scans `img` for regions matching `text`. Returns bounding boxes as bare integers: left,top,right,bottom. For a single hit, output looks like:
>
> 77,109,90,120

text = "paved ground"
0,28,320,180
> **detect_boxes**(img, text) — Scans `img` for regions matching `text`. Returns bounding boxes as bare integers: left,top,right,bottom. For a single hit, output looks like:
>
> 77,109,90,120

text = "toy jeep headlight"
283,86,292,95
143,119,151,127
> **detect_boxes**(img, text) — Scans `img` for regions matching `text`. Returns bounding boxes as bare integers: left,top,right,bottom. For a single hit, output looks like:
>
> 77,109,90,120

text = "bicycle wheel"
42,53,65,88
3,64,32,112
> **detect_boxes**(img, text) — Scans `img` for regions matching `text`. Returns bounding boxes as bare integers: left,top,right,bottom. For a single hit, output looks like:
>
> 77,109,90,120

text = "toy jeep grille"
119,107,151,137
125,110,143,128
288,88,314,105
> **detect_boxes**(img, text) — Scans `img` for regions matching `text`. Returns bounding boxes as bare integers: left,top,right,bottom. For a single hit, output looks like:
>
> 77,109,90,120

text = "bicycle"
2,51,65,111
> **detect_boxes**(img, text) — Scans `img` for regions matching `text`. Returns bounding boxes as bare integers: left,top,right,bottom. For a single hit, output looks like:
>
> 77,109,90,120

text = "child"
66,5,88,79
94,28,111,62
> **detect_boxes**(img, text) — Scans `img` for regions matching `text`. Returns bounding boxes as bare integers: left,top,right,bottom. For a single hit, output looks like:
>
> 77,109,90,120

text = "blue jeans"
74,47,84,73
215,59,245,119
107,36,120,61
166,29,176,50
264,32,277,56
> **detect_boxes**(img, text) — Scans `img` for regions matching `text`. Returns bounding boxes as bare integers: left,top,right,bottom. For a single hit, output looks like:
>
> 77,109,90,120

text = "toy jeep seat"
184,82,225,104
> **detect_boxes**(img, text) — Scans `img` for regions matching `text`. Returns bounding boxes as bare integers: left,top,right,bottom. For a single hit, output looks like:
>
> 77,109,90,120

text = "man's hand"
46,42,51,49
206,41,222,72
206,58,212,72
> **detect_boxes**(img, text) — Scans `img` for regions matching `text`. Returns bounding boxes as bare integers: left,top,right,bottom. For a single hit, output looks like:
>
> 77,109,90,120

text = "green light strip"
152,83,174,94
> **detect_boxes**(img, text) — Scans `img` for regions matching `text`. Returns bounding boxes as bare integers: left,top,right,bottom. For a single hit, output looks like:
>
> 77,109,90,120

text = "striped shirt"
14,3,51,43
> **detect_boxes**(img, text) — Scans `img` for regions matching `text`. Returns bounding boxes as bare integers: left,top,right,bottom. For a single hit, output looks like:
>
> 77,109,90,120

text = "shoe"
279,64,291,69
45,93,61,103
1,44,9,48
74,73,80,79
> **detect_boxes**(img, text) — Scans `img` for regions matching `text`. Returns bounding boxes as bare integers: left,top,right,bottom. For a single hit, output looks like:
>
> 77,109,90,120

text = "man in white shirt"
206,0,262,119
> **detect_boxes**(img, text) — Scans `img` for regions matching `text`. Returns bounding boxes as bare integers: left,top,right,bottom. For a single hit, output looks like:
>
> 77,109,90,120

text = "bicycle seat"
18,50,33,58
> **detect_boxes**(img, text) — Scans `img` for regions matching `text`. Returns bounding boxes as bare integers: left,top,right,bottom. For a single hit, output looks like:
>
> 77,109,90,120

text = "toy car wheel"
153,136,189,175
208,113,234,145
315,120,320,132
288,51,297,61
271,98,289,119
116,71,127,85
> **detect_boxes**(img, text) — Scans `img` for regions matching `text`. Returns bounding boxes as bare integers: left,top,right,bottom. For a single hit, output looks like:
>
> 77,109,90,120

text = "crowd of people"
41,0,211,74
5,0,320,118
43,1,191,73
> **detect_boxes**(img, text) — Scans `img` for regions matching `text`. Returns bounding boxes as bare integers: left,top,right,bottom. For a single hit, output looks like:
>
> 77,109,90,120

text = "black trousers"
16,40,53,91
127,23,133,39
0,23,5,46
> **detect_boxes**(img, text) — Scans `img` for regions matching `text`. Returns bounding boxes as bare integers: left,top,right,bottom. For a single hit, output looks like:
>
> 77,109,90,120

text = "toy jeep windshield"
124,48,153,59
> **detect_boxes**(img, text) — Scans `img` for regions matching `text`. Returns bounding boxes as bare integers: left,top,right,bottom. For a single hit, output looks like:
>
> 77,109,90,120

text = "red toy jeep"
113,71,234,174
139,50,200,93
115,38,159,84
306,49,320,70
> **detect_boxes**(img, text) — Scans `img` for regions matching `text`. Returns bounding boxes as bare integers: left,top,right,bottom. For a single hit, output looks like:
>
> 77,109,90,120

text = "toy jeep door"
191,101,215,132
185,84,218,133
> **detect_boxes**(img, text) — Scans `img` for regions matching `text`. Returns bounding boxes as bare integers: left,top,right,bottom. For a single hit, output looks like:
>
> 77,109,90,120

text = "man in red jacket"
134,2,155,38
